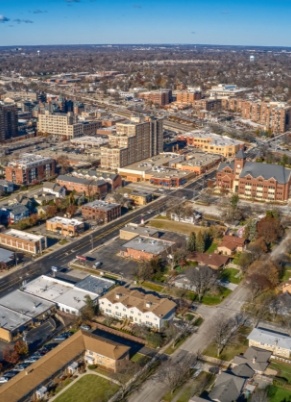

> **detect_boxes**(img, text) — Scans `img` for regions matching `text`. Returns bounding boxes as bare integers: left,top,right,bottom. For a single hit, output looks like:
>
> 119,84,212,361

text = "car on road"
93,261,102,268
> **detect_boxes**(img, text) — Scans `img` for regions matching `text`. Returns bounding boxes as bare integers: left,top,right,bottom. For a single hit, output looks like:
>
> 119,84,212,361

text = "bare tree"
113,361,138,400
214,316,233,357
186,266,214,302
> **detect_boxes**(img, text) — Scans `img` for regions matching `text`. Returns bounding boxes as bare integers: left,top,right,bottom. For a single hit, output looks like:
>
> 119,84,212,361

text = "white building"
99,286,176,331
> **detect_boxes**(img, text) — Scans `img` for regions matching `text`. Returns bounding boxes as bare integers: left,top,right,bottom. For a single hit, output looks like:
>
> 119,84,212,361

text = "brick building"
46,216,84,237
216,149,291,202
81,200,121,223
56,175,108,197
5,153,56,185
70,170,122,192
176,90,202,103
137,89,172,106
0,229,47,254
119,235,174,261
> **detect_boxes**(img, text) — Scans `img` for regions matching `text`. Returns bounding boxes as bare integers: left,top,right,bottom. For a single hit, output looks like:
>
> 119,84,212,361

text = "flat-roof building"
0,229,47,254
46,216,85,237
81,200,121,223
120,235,174,261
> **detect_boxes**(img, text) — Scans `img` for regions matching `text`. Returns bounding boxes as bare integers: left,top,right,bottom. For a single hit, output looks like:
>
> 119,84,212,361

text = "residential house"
248,327,291,358
99,286,176,331
188,252,230,270
0,179,15,195
43,181,66,198
232,347,271,375
0,204,30,225
217,235,245,256
209,371,246,402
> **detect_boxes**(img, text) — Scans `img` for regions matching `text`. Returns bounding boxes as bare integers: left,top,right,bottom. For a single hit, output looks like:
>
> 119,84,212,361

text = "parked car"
93,261,102,268
80,324,91,331
0,377,8,383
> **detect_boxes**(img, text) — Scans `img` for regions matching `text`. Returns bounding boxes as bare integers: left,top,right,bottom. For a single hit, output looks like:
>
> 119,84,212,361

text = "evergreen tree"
196,231,205,252
187,232,196,252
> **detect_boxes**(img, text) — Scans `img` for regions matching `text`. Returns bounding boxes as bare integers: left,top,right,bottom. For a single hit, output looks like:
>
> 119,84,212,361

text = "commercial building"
46,216,85,237
37,111,84,139
137,89,172,106
0,229,47,254
0,331,130,402
119,235,174,261
0,100,18,142
5,153,56,185
174,152,222,175
0,289,55,342
70,170,122,191
56,174,108,197
176,90,202,104
70,135,107,148
216,149,291,202
81,200,121,223
119,224,158,241
208,84,250,99
99,286,176,330
100,116,163,170
178,130,244,158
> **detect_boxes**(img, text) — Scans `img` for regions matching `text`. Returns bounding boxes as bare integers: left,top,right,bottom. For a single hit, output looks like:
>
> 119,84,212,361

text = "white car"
0,377,8,383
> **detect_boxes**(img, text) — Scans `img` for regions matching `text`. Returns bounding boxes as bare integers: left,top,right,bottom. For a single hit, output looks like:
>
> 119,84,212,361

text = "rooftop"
240,161,291,184
0,247,15,264
184,130,244,146
120,224,158,238
75,275,115,296
2,229,45,242
122,236,173,255
7,153,54,168
0,305,30,332
47,216,84,226
83,199,120,211
248,327,291,350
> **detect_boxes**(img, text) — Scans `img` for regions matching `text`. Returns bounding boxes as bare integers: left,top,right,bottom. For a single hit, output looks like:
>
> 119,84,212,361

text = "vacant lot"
54,374,119,402
149,219,207,236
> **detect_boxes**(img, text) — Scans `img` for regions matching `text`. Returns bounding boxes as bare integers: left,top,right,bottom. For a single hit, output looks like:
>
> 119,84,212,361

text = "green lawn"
149,219,208,236
54,374,119,402
131,353,150,365
206,242,218,254
220,268,242,284
268,385,291,402
203,326,251,361
202,288,232,305
270,361,291,383
142,281,164,292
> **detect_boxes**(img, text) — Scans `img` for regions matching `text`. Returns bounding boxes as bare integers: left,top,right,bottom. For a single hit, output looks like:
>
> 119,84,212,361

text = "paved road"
128,284,251,402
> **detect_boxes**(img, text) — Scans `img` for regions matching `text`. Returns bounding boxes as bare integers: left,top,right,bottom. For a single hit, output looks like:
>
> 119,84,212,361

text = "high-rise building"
100,117,163,170
0,101,18,142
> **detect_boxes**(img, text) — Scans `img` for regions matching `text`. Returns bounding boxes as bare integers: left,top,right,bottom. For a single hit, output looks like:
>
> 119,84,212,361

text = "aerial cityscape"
1,1,291,402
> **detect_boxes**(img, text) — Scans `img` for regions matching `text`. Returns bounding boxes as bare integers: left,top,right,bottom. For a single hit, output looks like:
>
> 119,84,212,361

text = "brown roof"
101,286,176,317
0,331,129,402
188,252,229,269
218,235,245,251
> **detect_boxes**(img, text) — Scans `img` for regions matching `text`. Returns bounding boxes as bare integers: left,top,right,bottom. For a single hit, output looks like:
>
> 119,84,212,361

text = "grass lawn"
268,385,291,402
206,242,218,254
282,266,291,282
164,333,191,355
270,361,291,383
54,374,119,402
203,326,251,361
142,281,164,292
149,219,207,236
131,353,151,365
220,268,242,284
202,288,232,305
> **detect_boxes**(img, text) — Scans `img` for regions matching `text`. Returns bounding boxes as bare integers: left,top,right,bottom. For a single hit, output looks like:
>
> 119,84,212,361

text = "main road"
0,173,212,298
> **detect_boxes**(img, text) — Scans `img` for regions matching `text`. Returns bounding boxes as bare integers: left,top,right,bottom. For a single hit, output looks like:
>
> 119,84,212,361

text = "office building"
37,111,83,139
0,229,47,254
0,100,18,142
81,200,121,223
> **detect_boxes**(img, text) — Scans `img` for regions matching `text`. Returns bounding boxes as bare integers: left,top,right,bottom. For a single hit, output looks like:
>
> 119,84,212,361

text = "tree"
3,346,19,365
113,361,137,399
136,259,154,282
186,266,214,302
236,252,254,273
14,339,28,356
81,295,97,320
196,231,205,253
256,213,284,246
214,316,233,357
230,193,239,210
57,155,71,174
45,204,58,219
187,232,196,252
66,204,77,219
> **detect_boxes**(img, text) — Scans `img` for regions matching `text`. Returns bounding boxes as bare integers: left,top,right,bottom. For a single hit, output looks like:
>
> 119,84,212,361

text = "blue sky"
0,0,290,47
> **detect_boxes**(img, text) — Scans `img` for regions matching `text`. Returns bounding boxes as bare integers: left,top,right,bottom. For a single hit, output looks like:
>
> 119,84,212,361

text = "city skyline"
0,0,291,47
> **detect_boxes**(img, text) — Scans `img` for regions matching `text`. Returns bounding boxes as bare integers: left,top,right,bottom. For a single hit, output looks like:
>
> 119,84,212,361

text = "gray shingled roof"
217,160,234,172
209,372,245,402
240,162,291,184
235,148,247,159
57,175,106,187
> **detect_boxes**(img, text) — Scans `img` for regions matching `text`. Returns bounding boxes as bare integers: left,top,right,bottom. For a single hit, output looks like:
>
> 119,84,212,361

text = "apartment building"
138,89,172,106
100,117,163,169
37,111,84,139
81,200,121,223
46,216,84,237
179,130,243,158
193,99,221,112
0,100,18,142
99,286,176,330
176,90,202,103
5,153,56,185
0,229,47,254
216,149,291,202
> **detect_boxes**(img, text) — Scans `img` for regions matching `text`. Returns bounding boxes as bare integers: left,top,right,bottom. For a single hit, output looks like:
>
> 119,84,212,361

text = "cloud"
0,15,10,23
32,9,47,14
14,19,34,24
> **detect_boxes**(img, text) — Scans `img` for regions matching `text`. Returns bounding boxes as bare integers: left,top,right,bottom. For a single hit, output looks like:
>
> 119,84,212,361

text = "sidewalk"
48,369,119,402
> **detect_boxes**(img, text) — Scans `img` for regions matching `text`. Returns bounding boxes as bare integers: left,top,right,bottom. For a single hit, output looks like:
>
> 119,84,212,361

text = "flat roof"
75,275,115,296
2,229,45,242
123,236,173,255
184,130,244,146
0,247,14,263
0,305,30,331
47,216,84,226
83,199,120,211
55,287,97,310
121,224,158,237
0,289,55,317
8,153,53,168
118,153,182,173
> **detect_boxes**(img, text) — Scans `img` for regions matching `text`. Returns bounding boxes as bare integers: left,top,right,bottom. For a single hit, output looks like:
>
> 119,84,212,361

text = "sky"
0,0,291,47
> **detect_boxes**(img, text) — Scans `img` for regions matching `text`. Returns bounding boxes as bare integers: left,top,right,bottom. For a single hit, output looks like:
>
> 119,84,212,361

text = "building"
232,347,271,375
56,174,108,197
193,98,222,112
138,89,172,106
0,179,15,194
216,149,291,202
179,130,243,158
217,235,245,256
208,84,250,99
71,170,122,191
23,275,99,316
0,289,55,342
248,327,291,358
99,286,176,330
100,116,163,170
0,229,47,254
119,224,158,241
37,111,84,139
119,236,174,261
126,190,153,206
0,100,18,142
0,247,15,269
43,182,66,198
174,152,222,175
209,371,246,402
46,216,85,237
176,90,202,104
0,203,30,225
5,153,56,185
0,331,130,402
81,200,121,223
188,252,230,270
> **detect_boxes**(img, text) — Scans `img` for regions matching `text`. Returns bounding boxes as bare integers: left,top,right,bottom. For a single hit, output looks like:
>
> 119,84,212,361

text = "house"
188,252,230,270
217,235,245,256
0,331,130,402
43,181,66,198
0,179,15,195
99,286,176,331
248,327,291,358
209,371,246,402
0,203,30,224
170,274,197,292
232,347,271,375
